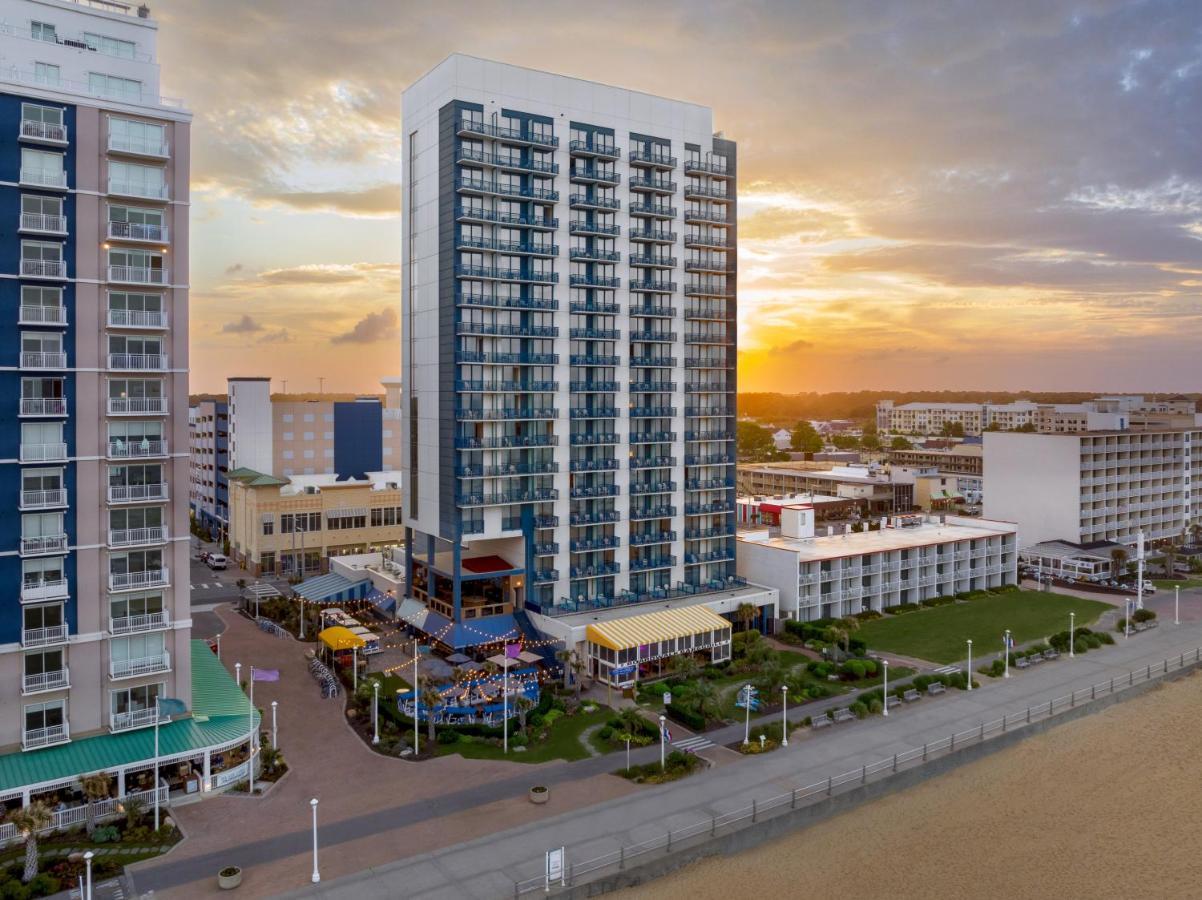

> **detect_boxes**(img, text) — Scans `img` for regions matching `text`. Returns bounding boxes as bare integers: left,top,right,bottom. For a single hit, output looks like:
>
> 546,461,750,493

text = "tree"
418,675,441,744
940,421,965,438
860,425,882,451
691,680,722,723
756,660,788,697
569,651,588,698
259,745,283,776
514,695,535,732
7,802,52,883
80,771,112,837
554,647,572,690
832,434,861,451
1161,544,1179,578
1110,547,1129,579
735,602,758,633
790,421,823,454
835,616,861,654
890,436,913,450
669,653,700,682
1188,520,1202,547
736,421,776,460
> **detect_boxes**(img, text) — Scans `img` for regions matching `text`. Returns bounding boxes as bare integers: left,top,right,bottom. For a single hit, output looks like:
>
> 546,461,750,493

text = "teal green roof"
227,467,290,487
0,642,259,793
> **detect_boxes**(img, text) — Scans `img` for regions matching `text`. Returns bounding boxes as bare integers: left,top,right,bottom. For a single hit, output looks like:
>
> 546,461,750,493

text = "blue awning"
293,572,370,603
366,587,395,613
445,615,520,649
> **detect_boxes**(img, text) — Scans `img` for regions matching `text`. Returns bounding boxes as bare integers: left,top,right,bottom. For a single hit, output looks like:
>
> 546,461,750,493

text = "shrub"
1048,630,1072,652
598,726,613,741
849,701,868,719
848,636,868,655
851,609,883,621
543,709,564,727
978,659,1007,678
618,750,702,784
665,702,705,731
1132,608,1157,623
510,731,528,747
866,697,883,715
1098,631,1115,645
91,825,120,844
841,660,866,680
1115,618,1130,634
436,729,460,745
27,875,60,899
884,602,921,615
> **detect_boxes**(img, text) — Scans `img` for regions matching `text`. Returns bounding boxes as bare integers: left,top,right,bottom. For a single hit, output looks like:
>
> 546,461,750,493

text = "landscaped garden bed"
617,750,703,784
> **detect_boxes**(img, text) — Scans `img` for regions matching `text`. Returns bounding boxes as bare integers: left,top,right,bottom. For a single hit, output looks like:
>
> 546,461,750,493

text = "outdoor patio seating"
811,713,833,729
1015,656,1030,669
832,707,855,723
926,682,946,695
1043,648,1060,660
885,695,901,709
1134,622,1148,632
903,689,921,702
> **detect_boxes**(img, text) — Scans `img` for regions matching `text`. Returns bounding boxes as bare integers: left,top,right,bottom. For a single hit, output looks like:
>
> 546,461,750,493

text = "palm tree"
514,695,535,732
418,675,441,745
838,616,861,654
80,771,112,836
1188,520,1202,547
7,802,52,883
259,745,283,776
554,647,572,690
691,681,722,723
756,661,788,697
569,651,587,699
734,603,757,633
1110,547,1129,580
1162,544,1179,578
668,653,700,682
122,796,145,830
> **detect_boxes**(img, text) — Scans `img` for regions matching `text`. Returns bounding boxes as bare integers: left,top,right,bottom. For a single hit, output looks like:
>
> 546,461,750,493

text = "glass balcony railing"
569,194,620,211
629,229,676,243
457,118,558,148
630,456,676,469
569,139,620,159
570,459,619,472
569,433,619,446
455,206,558,229
629,149,676,168
455,176,558,203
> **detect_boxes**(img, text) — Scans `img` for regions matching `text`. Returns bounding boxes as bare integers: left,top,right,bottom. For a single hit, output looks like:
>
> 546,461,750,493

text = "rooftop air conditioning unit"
304,486,318,495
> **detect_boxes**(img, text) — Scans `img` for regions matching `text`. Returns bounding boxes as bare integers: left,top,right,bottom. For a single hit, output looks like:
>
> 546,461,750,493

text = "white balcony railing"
20,169,67,189
107,134,169,158
107,483,167,503
20,259,66,278
20,212,67,234
22,668,69,694
20,351,67,369
107,265,167,285
107,396,166,415
20,488,66,510
107,180,169,200
110,651,170,680
21,534,68,556
107,438,167,459
22,624,67,648
21,578,68,604
108,525,167,548
19,305,67,326
20,119,67,143
19,442,68,462
107,221,168,242
21,722,69,750
107,353,167,371
108,568,168,591
110,706,160,732
107,308,167,329
110,609,169,636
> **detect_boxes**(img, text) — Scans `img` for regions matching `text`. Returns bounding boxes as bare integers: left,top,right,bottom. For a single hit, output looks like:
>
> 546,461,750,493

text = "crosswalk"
672,735,715,753
190,583,225,590
932,664,962,675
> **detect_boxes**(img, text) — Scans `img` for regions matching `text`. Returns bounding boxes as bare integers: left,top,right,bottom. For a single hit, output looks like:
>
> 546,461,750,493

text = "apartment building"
737,463,905,515
225,376,403,479
187,397,227,539
984,429,1200,547
227,469,405,577
400,56,777,652
886,444,983,477
0,0,251,806
737,510,1018,621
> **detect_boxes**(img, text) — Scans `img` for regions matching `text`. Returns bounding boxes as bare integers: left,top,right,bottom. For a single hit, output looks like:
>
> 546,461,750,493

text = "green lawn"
1153,577,1202,591
855,591,1113,664
436,708,612,763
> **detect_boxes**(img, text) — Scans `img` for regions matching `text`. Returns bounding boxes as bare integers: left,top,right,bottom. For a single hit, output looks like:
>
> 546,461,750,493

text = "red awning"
462,555,516,574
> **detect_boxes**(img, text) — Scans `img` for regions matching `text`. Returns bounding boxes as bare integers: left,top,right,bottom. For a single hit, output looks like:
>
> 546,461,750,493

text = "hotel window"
109,204,165,238
111,632,165,665
110,117,166,155
89,72,143,102
109,291,164,325
21,148,64,181
109,161,165,199
261,515,274,536
30,21,57,41
85,32,137,59
33,63,60,87
22,103,63,129
24,700,65,738
24,603,63,637
110,683,163,722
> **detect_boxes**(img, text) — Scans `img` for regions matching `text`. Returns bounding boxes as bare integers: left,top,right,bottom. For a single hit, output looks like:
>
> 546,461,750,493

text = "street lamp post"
882,659,889,716
235,661,242,689
1069,612,1075,658
84,850,93,900
659,714,666,771
372,681,380,745
310,798,320,883
271,700,278,748
966,639,973,690
1003,629,1011,679
742,684,752,745
1176,585,1180,625
781,685,789,746
412,638,420,756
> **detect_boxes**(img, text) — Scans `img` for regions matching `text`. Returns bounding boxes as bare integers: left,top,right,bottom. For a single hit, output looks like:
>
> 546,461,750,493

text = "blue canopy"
366,587,395,614
293,572,371,603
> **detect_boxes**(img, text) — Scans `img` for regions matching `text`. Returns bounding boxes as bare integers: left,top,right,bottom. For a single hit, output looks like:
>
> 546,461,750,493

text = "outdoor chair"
832,707,855,723
1028,653,1044,664
903,689,921,702
1043,649,1059,660
885,695,901,709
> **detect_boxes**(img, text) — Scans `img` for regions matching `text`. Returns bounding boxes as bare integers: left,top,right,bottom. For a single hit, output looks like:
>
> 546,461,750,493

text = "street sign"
546,847,565,890
612,664,635,677
663,691,672,705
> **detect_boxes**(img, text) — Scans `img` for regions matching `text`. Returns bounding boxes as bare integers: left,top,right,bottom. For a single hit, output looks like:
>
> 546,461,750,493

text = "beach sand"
618,670,1202,899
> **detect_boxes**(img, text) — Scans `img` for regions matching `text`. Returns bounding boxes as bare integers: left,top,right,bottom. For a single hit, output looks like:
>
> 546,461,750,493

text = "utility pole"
318,377,325,395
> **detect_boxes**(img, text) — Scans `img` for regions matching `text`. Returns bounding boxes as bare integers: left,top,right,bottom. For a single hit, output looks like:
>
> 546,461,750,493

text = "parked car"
1142,580,1157,594
206,553,228,570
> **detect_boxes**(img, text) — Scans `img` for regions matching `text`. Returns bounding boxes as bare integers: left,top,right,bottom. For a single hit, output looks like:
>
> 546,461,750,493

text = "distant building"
189,399,229,539
736,463,905,516
887,444,983,477
1018,539,1127,583
772,428,792,451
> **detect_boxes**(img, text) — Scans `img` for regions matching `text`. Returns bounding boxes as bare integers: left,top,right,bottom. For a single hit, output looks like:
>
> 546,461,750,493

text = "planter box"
529,786,550,805
218,867,242,890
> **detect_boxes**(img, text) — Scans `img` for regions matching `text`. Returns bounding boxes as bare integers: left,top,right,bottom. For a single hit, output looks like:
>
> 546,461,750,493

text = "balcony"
630,431,675,443
22,624,67,649
684,233,733,250
457,236,557,257
109,525,168,548
454,434,557,450
569,221,621,237
569,433,619,446
456,146,558,175
684,282,735,298
630,505,677,521
532,569,559,584
630,280,677,294
629,149,676,168
629,203,676,218
456,292,557,311
20,351,67,369
570,563,620,579
21,578,68,604
454,351,558,366
107,483,168,503
110,651,171,680
630,531,677,546
569,274,619,289
456,118,557,149
684,258,727,275
455,206,558,230
570,483,619,499
22,668,69,695
20,489,66,510
19,305,67,326
569,299,621,315
569,194,620,211
108,438,167,459
109,568,169,592
110,609,170,636
569,140,620,159
454,176,558,203
19,212,67,235
684,159,732,178
108,266,167,285
630,405,676,417
569,354,619,366
20,118,67,144
571,537,621,552
570,380,620,392
569,248,620,263
629,229,676,244
628,355,676,368
107,221,169,243
20,169,67,189
20,442,68,463
569,407,618,419
684,184,732,202
569,167,621,186
20,259,66,279
454,407,557,422
454,264,556,284
630,556,676,572
684,209,728,225
22,723,69,750
629,254,676,268
630,304,677,318
630,481,677,495
107,397,168,415
107,308,168,329
629,177,676,194
570,459,619,472
110,706,160,733
107,133,169,158
631,456,676,469
21,534,68,556
107,180,169,201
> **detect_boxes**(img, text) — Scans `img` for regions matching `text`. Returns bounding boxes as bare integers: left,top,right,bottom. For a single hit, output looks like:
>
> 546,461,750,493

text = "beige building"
886,444,983,477
228,470,405,577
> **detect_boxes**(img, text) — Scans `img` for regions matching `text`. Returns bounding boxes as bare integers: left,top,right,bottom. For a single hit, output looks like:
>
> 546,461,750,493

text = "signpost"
545,847,566,891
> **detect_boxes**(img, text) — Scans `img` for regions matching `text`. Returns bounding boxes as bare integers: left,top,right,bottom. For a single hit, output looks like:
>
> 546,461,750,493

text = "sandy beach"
618,669,1202,900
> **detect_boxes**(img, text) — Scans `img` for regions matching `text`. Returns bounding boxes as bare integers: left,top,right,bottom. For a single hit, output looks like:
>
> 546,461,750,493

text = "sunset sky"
157,0,1202,395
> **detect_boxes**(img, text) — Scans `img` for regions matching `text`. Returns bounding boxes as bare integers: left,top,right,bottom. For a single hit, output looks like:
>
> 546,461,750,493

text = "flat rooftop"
742,519,1016,562
739,465,890,485
548,583,773,628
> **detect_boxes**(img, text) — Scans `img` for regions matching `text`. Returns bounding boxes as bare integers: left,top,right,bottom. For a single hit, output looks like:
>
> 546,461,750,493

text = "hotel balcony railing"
630,481,677,495
569,299,620,315
629,255,676,268
628,177,676,193
685,501,735,515
107,221,169,242
108,353,167,371
456,292,557,311
454,351,558,365
455,206,558,229
108,438,167,459
21,577,68,604
684,356,729,368
684,159,732,177
454,264,557,284
569,247,621,263
685,335,732,349
20,488,66,510
456,118,557,148
571,537,621,552
683,184,732,201
629,202,676,218
684,282,736,298
19,304,67,325
629,380,677,392
628,149,676,168
629,556,676,572
630,530,677,546
108,133,169,158
629,229,676,243
569,433,619,446
569,220,621,237
569,274,620,289
110,609,170,636
570,459,619,473
534,543,560,556
454,407,557,421
685,550,736,564
109,525,168,548
684,527,733,540
628,355,676,367
684,258,727,274
22,624,67,649
630,406,676,418
685,430,734,441
455,322,558,338
531,569,560,584
570,327,620,340
454,434,557,449
630,280,677,294
21,534,68,556
20,118,67,143
107,483,168,503
630,431,676,443
684,381,730,392
110,651,171,680
457,462,558,477
19,212,67,235
685,406,734,418
569,380,619,392
685,454,733,466
21,723,69,750
569,407,618,419
107,308,168,329
570,484,619,499
631,456,676,469
107,180,169,200
569,168,621,185
110,706,161,733
571,563,620,578
630,330,677,342
685,477,735,490
569,354,619,366
684,233,734,249
20,168,67,189
454,177,558,203
20,351,67,369
458,489,558,506
108,266,167,285
22,668,69,695
457,236,557,256
456,146,558,174
569,194,621,211
20,259,66,279
569,511,621,525
20,442,68,463
684,209,728,225
630,505,677,521
569,139,620,159
456,379,557,392
109,568,169,592
684,304,728,320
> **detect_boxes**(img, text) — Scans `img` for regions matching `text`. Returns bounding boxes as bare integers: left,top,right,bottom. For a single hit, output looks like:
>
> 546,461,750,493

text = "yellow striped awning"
586,605,731,652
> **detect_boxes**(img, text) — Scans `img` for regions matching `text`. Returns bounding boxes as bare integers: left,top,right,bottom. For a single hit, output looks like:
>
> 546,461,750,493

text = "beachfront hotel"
400,55,777,664
0,0,252,818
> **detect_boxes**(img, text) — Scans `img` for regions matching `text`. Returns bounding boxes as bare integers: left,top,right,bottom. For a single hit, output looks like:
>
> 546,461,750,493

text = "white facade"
876,399,1132,436
226,377,272,473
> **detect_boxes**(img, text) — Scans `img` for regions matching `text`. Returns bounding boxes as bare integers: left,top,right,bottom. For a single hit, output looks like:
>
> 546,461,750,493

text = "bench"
1147,620,1159,629
1027,653,1044,665
811,713,833,729
1015,656,1030,669
926,682,946,696
1134,622,1148,632
885,694,901,709
832,707,856,724
903,689,921,703
1042,648,1060,660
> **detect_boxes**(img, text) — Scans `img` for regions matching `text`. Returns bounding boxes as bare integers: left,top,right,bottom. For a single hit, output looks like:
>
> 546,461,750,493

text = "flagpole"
153,696,160,830
503,661,509,755
249,667,255,795
412,638,419,756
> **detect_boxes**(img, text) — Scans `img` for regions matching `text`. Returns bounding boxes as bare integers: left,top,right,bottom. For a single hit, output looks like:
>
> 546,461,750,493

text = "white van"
207,553,228,570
